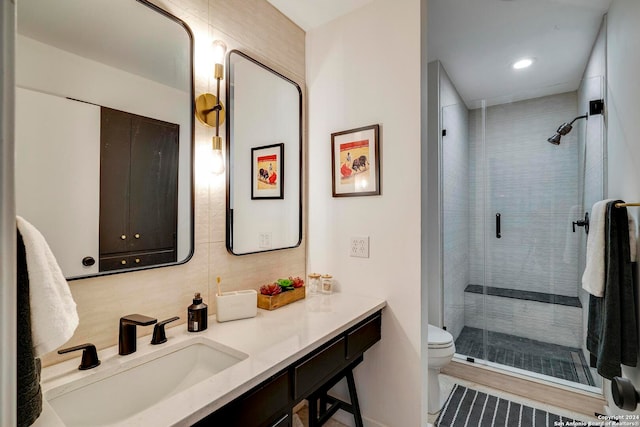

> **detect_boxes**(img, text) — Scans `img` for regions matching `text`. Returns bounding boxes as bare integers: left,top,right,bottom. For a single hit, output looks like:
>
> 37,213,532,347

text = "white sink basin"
46,338,247,426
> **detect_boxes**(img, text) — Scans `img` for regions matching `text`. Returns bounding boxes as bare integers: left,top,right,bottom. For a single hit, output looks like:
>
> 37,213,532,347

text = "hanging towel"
586,201,638,380
17,230,43,427
16,216,79,357
629,214,637,263
582,199,614,296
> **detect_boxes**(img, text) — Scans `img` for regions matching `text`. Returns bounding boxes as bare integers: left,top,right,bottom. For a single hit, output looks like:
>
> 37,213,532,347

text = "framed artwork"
331,124,380,197
251,143,284,199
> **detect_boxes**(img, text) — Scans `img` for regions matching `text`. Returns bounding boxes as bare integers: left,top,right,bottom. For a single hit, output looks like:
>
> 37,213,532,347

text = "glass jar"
321,274,333,294
308,273,321,295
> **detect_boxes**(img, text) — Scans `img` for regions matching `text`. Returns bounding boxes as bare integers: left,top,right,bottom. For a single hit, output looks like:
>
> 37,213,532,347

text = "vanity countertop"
36,292,386,427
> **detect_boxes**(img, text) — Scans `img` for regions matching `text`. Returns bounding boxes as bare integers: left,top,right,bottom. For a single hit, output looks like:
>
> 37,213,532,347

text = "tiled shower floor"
454,326,595,386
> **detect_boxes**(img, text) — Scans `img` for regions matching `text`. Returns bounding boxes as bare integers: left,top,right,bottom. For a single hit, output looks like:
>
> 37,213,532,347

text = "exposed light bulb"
212,40,227,65
211,136,225,175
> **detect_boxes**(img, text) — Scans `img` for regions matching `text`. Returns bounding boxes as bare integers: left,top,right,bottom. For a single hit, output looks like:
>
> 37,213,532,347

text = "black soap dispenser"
188,292,208,332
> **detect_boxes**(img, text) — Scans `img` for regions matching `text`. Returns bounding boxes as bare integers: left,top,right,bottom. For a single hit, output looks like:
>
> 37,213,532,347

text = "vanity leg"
307,356,365,427
308,396,318,427
346,370,364,427
319,394,328,417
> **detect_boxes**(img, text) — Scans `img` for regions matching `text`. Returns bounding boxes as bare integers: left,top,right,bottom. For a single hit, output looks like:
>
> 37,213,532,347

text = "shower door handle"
496,213,501,239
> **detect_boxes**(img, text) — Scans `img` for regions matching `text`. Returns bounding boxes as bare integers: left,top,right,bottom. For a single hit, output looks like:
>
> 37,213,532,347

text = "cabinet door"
129,116,178,256
100,108,132,257
99,108,179,271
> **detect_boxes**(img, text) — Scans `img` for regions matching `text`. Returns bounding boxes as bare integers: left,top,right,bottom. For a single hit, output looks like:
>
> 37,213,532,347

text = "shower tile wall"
439,62,470,340
467,92,581,342
469,92,580,295
442,101,470,340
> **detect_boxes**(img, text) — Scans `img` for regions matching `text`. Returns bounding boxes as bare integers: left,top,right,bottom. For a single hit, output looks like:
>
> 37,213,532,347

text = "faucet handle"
151,316,180,345
58,343,101,370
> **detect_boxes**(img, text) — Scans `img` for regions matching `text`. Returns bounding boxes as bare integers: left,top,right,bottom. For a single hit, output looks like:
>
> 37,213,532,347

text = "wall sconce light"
195,40,227,175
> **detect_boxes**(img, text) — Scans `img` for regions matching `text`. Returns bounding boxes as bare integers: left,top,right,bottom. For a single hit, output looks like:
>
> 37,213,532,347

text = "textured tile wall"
41,0,306,367
442,100,470,340
469,92,580,298
464,292,583,347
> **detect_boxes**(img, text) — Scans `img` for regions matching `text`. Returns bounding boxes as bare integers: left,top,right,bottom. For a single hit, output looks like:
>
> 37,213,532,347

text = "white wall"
306,0,423,425
603,0,640,415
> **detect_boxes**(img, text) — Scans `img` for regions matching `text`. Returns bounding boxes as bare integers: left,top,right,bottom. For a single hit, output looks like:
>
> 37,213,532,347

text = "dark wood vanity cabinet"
193,311,382,427
99,107,179,272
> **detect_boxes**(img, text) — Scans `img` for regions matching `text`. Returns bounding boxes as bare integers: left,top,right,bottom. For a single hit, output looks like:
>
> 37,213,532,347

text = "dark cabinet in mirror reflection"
99,108,179,272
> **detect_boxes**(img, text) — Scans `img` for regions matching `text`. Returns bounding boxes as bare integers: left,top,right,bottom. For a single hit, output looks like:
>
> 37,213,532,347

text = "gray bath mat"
435,384,585,427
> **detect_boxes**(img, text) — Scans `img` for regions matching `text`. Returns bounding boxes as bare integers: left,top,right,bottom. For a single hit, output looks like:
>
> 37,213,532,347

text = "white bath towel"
582,200,638,296
17,216,79,357
582,200,614,297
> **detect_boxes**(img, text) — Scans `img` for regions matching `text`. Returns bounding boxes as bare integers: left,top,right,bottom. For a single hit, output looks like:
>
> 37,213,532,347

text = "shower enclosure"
439,66,606,393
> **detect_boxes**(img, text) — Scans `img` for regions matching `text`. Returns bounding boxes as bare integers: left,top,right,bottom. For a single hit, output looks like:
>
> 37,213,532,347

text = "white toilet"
428,324,455,414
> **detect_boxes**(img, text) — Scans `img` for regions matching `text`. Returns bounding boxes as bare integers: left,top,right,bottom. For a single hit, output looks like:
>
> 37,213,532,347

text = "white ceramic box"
215,290,258,322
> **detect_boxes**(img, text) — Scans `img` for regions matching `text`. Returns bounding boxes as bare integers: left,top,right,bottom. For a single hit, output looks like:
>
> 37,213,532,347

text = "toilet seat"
428,324,454,349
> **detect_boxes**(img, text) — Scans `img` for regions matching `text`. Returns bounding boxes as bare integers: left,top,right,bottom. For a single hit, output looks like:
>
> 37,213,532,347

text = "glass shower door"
442,82,605,392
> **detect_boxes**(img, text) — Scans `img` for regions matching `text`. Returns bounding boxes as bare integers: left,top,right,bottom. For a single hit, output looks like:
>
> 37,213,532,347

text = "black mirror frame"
225,49,303,256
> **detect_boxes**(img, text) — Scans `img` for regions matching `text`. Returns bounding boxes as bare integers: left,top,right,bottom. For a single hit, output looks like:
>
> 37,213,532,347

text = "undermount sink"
46,337,247,426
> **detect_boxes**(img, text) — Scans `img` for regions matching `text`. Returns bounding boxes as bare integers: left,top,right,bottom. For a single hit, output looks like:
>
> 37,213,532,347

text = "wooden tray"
257,286,305,310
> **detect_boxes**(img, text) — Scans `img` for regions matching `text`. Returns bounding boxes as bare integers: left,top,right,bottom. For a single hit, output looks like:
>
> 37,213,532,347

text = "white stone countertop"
35,292,387,427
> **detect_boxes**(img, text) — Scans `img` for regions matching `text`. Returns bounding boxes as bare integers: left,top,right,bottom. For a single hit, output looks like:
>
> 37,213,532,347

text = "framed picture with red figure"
251,143,284,199
331,124,380,197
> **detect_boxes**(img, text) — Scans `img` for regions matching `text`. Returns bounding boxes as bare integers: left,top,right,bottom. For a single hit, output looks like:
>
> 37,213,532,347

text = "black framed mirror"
15,0,194,279
226,50,302,255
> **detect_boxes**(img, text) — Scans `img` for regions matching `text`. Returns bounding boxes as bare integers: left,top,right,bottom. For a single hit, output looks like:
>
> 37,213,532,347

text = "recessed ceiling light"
512,58,534,70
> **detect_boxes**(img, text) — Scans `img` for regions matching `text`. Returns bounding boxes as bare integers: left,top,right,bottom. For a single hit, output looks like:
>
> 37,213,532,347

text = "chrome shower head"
547,114,587,145
547,133,561,145
556,122,573,136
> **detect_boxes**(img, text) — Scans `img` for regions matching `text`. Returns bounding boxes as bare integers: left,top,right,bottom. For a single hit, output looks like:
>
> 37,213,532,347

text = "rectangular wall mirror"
226,50,302,255
15,0,194,279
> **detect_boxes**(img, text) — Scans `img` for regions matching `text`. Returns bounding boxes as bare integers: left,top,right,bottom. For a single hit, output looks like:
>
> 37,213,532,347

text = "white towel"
17,216,79,357
582,200,614,297
582,200,638,297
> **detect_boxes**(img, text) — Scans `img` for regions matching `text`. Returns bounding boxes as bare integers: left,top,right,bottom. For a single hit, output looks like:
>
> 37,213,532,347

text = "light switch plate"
350,236,369,258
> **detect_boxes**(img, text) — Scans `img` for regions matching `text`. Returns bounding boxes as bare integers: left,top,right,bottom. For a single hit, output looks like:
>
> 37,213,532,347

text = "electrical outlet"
350,236,369,258
259,232,272,249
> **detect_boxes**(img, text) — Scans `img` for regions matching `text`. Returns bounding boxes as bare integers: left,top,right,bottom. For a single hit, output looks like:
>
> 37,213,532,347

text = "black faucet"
58,343,101,370
119,314,157,355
